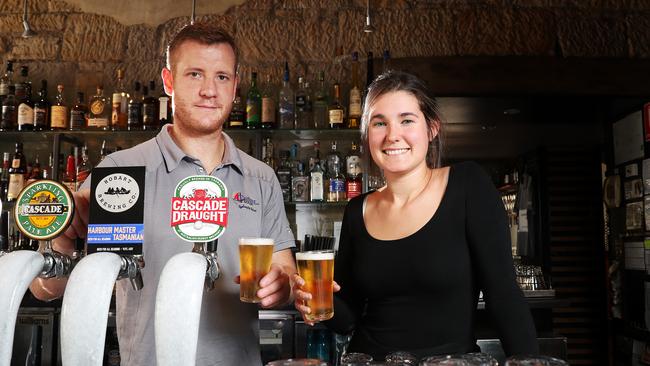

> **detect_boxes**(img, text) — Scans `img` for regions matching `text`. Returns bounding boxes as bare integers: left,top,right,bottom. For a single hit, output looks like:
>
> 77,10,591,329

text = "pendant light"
21,0,37,38
363,0,375,33
190,0,196,24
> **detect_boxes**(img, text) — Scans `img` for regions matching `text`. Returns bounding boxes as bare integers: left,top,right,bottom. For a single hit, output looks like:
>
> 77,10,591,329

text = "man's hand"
256,263,291,308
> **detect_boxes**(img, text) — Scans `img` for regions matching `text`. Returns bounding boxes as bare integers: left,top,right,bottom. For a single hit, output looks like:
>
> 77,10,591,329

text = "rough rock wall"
0,0,648,100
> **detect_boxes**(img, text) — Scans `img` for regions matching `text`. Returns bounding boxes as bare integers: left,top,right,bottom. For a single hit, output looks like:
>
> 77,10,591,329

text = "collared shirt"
86,125,295,366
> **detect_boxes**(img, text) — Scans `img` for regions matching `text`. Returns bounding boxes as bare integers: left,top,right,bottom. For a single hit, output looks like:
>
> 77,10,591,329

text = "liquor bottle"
99,140,108,163
41,154,53,180
16,67,34,132
366,51,374,94
245,72,261,129
291,161,309,202
76,145,92,190
7,142,26,202
308,140,321,172
348,52,362,129
278,62,295,129
50,84,68,130
228,88,245,128
158,84,172,125
62,153,76,192
111,69,129,130
313,71,328,129
143,80,159,130
276,150,292,202
261,74,276,129
0,61,13,103
346,141,362,200
69,92,87,130
26,155,41,184
14,66,30,102
0,152,10,203
325,141,345,202
127,81,143,131
33,80,49,131
0,85,17,131
295,76,313,129
262,138,277,170
88,86,110,130
309,143,324,202
328,83,344,129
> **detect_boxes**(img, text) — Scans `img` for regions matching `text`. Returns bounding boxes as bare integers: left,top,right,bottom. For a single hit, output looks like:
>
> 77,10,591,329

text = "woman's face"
366,90,436,176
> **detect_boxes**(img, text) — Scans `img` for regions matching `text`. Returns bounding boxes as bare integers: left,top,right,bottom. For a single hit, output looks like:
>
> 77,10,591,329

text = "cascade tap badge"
171,175,229,242
14,180,74,240
87,167,146,255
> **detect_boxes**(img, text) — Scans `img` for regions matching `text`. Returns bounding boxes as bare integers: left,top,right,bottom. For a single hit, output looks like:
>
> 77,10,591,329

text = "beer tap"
39,239,74,279
192,240,221,291
118,254,145,291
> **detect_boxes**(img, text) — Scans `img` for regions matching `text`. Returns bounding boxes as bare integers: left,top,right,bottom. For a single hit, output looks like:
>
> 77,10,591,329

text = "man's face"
162,40,238,135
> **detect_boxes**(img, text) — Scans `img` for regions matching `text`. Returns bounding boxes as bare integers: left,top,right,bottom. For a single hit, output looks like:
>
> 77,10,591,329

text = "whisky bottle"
262,138,277,170
7,142,26,202
41,154,53,180
245,72,261,129
228,88,245,128
325,141,345,202
26,155,41,185
158,84,171,125
62,154,76,193
328,83,344,129
127,81,143,131
313,71,328,129
346,141,362,200
0,61,14,103
261,74,276,129
87,86,110,130
0,85,17,131
143,80,159,130
276,150,292,202
291,162,309,202
309,144,324,202
366,51,374,94
33,80,49,131
278,62,295,129
111,69,129,130
295,76,313,129
76,145,92,190
69,92,87,131
50,84,68,130
16,66,34,131
348,52,362,129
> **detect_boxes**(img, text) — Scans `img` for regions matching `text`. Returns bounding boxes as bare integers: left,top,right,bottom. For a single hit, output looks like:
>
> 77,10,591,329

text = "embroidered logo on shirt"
232,192,259,212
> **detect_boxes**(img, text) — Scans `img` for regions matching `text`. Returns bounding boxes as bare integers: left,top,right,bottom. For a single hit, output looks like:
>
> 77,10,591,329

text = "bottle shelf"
285,201,350,207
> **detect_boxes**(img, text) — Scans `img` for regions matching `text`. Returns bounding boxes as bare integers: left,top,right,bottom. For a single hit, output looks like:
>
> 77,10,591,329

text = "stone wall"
0,0,648,101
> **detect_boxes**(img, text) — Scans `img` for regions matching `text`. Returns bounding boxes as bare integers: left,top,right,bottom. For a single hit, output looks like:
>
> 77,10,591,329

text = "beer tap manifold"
118,254,145,291
192,240,220,291
39,241,73,278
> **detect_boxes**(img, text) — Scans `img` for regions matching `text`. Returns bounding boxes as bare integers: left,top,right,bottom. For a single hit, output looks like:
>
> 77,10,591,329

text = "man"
30,23,296,365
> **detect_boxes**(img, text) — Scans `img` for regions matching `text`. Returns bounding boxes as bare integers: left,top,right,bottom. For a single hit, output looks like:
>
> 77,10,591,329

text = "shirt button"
198,168,205,173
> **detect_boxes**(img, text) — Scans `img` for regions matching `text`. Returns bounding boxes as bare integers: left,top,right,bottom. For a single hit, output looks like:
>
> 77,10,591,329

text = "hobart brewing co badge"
171,175,229,242
14,180,74,240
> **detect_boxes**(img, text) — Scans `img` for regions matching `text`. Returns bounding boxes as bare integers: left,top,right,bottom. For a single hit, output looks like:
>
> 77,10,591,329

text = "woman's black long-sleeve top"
324,161,539,360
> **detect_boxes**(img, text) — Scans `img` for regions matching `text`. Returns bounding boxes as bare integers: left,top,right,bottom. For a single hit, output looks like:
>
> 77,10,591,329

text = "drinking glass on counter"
505,355,568,366
385,351,418,364
296,250,335,322
419,355,469,366
341,352,373,365
266,359,328,366
239,237,274,303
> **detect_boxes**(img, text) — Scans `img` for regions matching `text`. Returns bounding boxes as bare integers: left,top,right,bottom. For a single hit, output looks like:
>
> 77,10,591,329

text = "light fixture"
190,0,196,25
363,0,375,33
21,0,37,38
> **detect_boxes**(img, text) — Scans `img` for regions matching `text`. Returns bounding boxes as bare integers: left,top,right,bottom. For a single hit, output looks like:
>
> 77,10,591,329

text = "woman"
292,71,539,360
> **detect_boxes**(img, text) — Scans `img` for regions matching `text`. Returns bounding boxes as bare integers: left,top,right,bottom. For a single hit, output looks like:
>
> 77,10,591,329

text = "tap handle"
206,239,218,253
74,237,85,252
0,211,8,252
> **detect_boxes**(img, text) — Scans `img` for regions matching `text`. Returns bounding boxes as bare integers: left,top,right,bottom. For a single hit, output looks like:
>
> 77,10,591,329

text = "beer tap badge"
170,175,229,242
87,167,146,255
14,180,74,241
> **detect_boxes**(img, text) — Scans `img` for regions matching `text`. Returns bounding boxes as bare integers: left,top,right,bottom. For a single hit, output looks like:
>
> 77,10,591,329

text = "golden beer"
239,237,275,303
296,250,335,322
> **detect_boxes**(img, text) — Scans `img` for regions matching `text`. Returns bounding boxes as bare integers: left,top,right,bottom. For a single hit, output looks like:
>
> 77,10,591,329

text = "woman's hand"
291,273,341,326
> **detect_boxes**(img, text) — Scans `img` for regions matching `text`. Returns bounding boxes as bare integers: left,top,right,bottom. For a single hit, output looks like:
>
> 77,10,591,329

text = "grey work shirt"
84,125,295,366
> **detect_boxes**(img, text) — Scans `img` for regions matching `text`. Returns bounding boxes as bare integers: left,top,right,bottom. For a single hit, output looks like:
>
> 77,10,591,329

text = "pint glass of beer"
296,250,335,322
239,237,275,303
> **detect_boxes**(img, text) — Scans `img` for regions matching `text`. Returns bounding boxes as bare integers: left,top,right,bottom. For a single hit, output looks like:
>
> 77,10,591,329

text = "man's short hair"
165,22,239,72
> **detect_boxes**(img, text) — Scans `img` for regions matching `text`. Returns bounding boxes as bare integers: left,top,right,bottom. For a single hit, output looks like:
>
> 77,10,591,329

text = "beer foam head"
296,250,335,261
239,237,274,245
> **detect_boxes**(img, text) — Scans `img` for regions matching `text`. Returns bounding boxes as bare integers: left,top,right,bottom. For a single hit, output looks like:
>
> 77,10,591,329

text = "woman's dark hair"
360,70,443,169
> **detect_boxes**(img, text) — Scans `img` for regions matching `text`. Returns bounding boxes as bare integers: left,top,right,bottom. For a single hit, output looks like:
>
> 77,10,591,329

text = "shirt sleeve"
261,175,295,252
324,199,365,335
463,162,539,356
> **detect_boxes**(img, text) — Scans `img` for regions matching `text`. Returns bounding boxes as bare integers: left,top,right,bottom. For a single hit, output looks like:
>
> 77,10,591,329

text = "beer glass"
296,250,335,322
239,237,274,303
505,355,568,366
